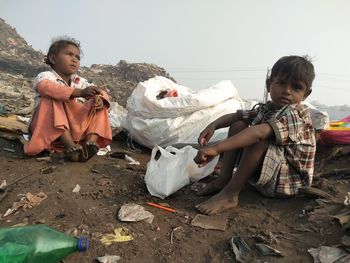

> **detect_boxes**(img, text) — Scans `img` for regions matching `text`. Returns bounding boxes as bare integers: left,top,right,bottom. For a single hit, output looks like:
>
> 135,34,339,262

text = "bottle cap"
77,237,89,252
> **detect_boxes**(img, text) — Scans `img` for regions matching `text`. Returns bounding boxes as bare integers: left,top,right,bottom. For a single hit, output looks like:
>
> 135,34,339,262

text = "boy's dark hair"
44,36,81,67
269,55,315,90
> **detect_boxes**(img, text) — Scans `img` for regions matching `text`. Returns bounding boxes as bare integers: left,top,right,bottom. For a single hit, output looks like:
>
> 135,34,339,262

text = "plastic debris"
96,255,121,263
72,184,81,193
255,243,283,257
230,236,251,263
3,192,47,217
36,156,52,162
124,154,140,165
100,228,133,245
97,145,111,156
191,214,227,231
118,203,154,223
40,166,55,174
333,209,350,230
308,246,349,263
344,192,350,206
3,147,15,153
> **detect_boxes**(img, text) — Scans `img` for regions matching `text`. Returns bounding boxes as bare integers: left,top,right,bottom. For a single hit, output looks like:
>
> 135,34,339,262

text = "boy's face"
49,44,80,78
267,76,311,109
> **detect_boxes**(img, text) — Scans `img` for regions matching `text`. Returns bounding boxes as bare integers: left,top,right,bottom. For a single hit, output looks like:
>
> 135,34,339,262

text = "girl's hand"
194,147,219,167
94,95,104,110
80,86,101,98
198,124,216,146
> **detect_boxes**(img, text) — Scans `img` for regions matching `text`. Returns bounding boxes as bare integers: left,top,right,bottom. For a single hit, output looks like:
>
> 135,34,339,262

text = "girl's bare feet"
60,130,82,162
81,133,100,161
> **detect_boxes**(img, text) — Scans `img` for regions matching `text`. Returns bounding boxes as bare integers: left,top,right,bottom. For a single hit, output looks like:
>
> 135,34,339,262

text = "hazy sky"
1,0,350,106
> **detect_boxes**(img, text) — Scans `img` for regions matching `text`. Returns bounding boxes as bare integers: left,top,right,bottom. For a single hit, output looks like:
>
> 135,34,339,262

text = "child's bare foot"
81,134,99,161
196,185,238,215
65,144,83,162
197,176,230,196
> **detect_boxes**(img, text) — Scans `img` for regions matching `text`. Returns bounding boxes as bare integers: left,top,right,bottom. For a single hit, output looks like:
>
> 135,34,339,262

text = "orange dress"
24,71,112,156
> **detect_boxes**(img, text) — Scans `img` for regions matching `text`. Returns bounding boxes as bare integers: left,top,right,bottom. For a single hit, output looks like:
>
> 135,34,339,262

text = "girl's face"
49,44,80,81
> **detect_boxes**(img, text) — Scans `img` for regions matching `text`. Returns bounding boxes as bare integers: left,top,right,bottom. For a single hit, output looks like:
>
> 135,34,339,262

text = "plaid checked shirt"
237,101,316,196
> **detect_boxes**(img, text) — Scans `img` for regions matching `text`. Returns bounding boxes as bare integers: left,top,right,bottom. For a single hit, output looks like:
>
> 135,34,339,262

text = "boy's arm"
198,113,239,145
195,123,274,165
213,123,273,153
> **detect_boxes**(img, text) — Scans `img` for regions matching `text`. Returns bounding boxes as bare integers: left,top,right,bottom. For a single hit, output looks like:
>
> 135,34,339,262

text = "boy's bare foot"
196,185,238,215
197,176,230,196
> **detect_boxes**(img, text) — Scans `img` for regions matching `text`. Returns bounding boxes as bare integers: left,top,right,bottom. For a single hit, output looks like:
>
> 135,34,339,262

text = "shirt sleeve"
267,105,305,145
36,79,74,101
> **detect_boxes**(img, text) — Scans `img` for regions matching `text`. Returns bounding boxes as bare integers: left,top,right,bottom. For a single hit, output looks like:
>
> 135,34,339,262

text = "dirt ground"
0,135,349,263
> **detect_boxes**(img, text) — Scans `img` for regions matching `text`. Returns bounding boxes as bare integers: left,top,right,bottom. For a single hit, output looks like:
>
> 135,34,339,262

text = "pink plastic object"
165,90,178,97
320,115,350,144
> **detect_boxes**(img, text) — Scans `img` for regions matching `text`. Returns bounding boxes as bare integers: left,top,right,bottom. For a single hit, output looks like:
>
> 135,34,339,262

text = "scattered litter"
230,236,251,263
0,180,7,190
333,209,350,230
97,145,111,156
0,102,7,116
125,154,140,165
72,184,81,193
96,255,121,263
36,156,51,162
16,115,30,123
308,246,349,263
344,192,350,206
170,226,182,244
110,151,126,159
100,228,133,245
255,243,283,257
190,182,206,192
191,214,228,231
298,187,336,202
342,235,350,247
22,134,29,141
40,166,55,174
3,192,47,217
147,202,176,213
97,177,112,186
110,151,140,165
3,147,15,153
118,203,154,223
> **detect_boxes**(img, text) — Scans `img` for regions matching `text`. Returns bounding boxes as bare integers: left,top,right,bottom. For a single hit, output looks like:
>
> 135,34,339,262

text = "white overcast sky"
1,0,350,106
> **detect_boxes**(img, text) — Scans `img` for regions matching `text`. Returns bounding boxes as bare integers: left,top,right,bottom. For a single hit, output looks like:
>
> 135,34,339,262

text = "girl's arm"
36,79,74,101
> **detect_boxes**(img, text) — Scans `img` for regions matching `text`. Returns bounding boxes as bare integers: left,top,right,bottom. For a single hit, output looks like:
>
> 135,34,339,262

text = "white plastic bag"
145,145,219,199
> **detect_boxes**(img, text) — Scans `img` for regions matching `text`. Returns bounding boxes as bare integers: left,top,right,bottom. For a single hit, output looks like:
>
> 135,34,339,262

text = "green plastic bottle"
0,224,89,263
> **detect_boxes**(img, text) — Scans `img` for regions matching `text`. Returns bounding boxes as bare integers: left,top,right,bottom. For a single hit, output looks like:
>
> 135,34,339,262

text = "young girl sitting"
24,37,112,162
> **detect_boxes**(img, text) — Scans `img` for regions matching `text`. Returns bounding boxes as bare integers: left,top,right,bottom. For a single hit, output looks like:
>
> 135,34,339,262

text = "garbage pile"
0,18,174,117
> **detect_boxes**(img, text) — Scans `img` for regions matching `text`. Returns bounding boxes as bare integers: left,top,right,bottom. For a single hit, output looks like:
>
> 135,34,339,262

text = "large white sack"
126,76,240,118
125,98,244,148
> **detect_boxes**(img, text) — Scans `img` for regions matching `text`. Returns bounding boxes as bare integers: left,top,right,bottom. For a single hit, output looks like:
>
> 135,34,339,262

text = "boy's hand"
198,124,215,146
194,147,218,167
79,86,101,98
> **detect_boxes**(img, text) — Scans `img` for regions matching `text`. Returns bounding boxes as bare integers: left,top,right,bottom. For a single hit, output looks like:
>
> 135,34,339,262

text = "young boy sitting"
194,55,316,215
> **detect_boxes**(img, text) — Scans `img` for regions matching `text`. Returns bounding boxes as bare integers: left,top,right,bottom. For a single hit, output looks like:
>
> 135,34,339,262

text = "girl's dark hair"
44,37,82,67
268,55,315,90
